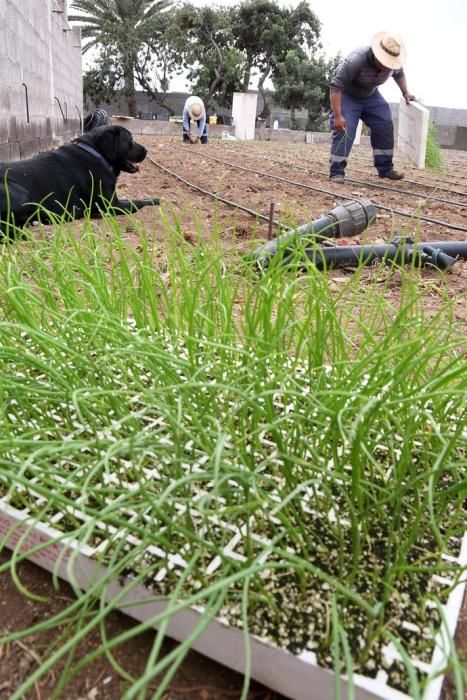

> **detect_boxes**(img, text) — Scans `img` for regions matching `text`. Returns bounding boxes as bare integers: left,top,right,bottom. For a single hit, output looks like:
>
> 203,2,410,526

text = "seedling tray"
1,498,465,700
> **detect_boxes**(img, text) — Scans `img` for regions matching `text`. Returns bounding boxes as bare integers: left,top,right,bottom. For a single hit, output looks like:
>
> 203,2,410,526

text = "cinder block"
19,138,41,159
311,133,331,145
0,142,13,160
0,0,83,159
397,99,429,168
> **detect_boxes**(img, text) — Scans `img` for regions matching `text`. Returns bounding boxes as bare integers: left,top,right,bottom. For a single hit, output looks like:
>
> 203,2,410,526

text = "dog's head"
76,125,147,175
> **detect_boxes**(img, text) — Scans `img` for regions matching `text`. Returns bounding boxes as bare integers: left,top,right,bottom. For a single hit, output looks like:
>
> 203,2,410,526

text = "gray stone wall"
0,0,83,161
85,90,311,129
110,116,235,140
90,90,467,150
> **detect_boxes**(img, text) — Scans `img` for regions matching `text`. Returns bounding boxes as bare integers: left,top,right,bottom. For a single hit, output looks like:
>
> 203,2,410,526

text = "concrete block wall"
429,105,467,128
0,0,83,161
111,117,235,140
435,125,457,148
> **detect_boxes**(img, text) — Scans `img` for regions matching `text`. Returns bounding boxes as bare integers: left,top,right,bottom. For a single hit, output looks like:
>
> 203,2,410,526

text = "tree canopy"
232,0,321,118
72,0,336,125
69,0,173,116
166,4,245,107
273,49,341,129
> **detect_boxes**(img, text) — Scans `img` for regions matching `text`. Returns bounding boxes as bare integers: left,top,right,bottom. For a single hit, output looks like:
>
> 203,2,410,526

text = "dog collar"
73,142,114,174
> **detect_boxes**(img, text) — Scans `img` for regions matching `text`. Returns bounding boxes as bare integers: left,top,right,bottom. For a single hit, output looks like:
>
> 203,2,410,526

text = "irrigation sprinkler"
253,198,377,263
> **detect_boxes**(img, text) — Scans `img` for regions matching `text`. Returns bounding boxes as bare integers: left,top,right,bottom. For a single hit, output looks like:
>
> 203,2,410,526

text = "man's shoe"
378,170,405,180
329,175,345,183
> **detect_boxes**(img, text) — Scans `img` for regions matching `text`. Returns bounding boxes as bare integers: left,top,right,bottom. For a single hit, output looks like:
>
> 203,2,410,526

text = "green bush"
425,120,444,171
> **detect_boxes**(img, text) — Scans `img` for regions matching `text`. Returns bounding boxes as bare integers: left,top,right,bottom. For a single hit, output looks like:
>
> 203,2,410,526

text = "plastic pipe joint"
253,198,376,263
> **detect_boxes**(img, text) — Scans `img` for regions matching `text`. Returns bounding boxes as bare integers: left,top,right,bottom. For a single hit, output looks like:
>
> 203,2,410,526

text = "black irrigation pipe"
54,96,67,124
309,156,467,197
149,154,377,248
254,236,467,272
303,240,467,271
289,153,467,199
341,147,467,176
277,142,467,191
215,146,467,207
305,144,467,190
147,155,282,227
165,145,467,234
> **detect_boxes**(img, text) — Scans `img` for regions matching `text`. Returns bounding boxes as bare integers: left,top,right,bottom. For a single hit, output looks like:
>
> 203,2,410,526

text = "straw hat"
371,32,406,70
188,99,205,120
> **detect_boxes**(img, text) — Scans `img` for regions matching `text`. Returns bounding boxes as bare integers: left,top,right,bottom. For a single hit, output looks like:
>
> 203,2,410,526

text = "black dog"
0,125,159,237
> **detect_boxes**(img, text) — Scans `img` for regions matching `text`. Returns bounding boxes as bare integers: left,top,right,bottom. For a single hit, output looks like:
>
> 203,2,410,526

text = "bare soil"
1,137,466,698
114,137,467,315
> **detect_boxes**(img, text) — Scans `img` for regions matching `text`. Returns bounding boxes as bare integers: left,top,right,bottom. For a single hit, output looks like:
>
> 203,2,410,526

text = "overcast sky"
74,0,467,109
301,0,466,109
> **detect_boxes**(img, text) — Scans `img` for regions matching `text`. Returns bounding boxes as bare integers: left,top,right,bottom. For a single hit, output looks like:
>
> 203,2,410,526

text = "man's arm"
329,50,367,131
182,106,191,134
197,114,206,138
394,75,415,104
330,90,346,131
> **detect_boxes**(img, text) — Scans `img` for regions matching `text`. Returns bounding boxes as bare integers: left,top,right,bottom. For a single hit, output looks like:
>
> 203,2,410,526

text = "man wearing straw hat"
328,32,415,183
182,95,208,144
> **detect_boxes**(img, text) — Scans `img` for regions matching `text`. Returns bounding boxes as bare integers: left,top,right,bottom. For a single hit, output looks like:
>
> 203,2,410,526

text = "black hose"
302,239,465,271
165,144,467,234
249,150,467,204
147,155,282,226
254,199,376,259
308,147,467,192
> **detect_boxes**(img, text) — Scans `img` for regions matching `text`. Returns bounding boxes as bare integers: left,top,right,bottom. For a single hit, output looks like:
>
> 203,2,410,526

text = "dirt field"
114,136,467,309
1,137,466,698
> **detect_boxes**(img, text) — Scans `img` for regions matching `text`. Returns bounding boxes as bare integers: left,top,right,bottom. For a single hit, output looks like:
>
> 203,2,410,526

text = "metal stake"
268,202,275,240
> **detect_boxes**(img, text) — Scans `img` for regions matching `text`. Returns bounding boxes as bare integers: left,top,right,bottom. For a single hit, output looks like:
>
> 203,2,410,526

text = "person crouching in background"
182,96,208,144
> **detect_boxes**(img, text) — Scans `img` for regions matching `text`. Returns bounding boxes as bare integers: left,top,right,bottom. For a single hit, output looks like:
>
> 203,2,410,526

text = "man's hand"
333,114,347,132
403,91,416,105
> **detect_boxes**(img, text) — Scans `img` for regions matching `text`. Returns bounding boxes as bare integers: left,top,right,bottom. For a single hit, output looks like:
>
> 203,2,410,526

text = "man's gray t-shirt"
330,47,404,99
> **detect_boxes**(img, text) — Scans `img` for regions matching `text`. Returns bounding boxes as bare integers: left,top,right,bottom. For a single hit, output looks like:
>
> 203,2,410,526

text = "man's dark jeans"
329,89,395,178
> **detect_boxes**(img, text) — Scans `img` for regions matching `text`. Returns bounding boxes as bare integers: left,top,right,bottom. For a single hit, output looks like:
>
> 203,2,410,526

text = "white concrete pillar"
231,92,258,140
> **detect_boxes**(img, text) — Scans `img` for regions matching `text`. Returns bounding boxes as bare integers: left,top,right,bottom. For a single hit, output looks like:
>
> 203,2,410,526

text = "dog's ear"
94,126,120,162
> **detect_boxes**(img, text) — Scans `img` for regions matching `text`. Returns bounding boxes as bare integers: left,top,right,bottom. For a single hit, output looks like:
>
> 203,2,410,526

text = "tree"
302,53,341,130
133,14,182,116
272,49,307,128
82,48,124,110
188,48,246,109
232,0,321,119
167,4,245,108
69,0,173,117
273,49,341,130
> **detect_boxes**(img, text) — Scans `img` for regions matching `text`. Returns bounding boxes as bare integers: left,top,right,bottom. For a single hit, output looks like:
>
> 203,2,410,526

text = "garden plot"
0,222,466,698
137,139,467,247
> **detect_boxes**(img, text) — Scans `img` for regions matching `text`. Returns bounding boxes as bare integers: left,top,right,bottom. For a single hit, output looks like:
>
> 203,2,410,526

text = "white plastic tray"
0,499,465,700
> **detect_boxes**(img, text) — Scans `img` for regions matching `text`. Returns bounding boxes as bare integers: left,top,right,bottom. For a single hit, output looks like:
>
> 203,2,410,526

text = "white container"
0,499,465,700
